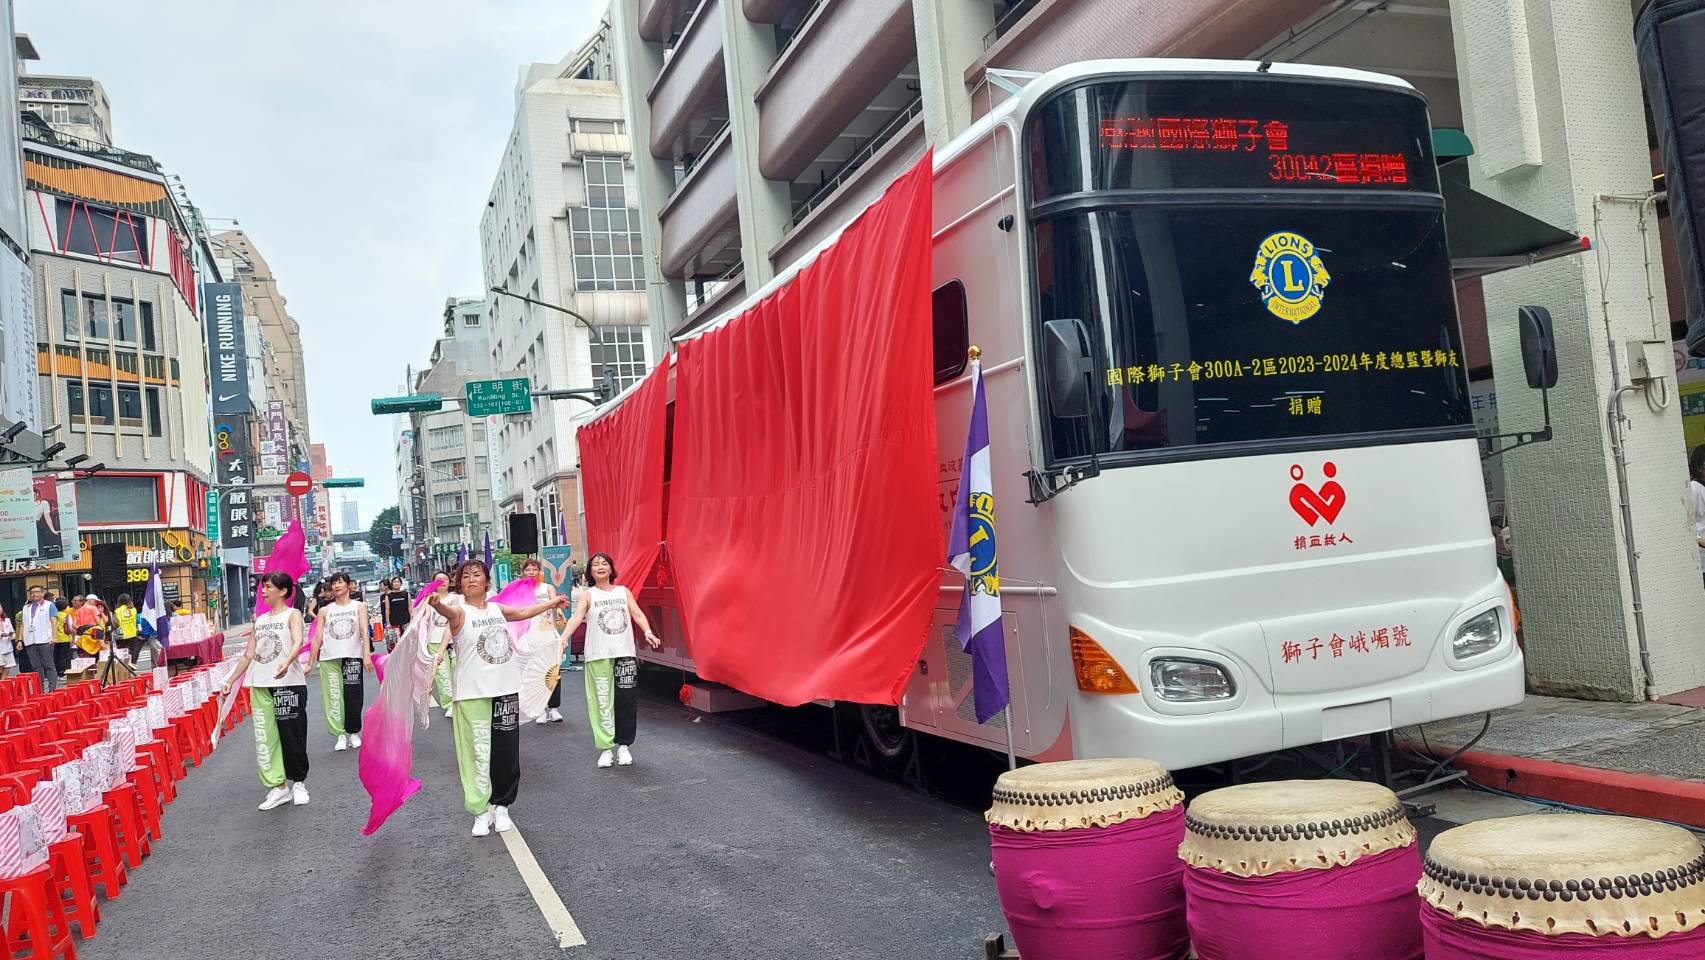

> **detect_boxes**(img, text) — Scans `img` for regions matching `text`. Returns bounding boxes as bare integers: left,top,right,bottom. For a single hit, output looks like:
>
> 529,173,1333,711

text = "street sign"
206,489,220,540
285,471,312,496
371,394,444,415
322,477,365,489
466,377,533,417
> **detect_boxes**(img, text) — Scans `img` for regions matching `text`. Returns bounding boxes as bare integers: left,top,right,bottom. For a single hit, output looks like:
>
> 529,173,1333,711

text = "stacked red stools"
0,785,75,959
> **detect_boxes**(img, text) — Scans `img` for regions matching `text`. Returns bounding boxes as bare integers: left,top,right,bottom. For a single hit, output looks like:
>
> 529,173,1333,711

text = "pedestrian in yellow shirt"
54,595,73,673
114,594,139,664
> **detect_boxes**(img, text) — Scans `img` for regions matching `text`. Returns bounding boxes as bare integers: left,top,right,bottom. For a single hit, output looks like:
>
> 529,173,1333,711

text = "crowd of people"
220,551,658,836
0,587,162,691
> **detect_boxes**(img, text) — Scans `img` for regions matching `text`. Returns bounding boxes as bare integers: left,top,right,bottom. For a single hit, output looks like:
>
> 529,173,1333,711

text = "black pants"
491,693,521,808
547,676,563,710
340,658,365,734
25,644,58,691
53,643,70,672
614,657,639,746
272,684,311,784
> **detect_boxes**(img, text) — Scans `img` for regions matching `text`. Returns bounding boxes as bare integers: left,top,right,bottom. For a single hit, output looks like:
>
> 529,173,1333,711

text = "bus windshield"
1027,77,1470,464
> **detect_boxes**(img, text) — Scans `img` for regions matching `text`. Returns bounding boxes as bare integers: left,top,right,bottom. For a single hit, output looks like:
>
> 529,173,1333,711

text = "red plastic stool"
123,766,160,843
97,785,145,869
62,806,124,900
47,834,96,940
1,861,75,959
133,742,175,805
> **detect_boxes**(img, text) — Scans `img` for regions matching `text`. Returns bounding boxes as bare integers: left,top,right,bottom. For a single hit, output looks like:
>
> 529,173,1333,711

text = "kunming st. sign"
204,282,249,416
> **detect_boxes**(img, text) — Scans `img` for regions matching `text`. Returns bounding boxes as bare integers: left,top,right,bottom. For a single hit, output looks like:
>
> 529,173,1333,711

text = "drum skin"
1420,905,1705,958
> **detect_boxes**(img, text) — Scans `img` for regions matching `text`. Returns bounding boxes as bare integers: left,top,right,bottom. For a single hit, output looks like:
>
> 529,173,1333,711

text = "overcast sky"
18,0,603,532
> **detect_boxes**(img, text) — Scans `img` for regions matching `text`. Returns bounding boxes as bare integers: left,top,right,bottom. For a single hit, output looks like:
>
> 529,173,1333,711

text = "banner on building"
263,401,288,474
215,415,256,555
1,255,37,431
30,475,63,560
205,283,249,416
0,468,37,561
540,545,574,597
56,479,80,565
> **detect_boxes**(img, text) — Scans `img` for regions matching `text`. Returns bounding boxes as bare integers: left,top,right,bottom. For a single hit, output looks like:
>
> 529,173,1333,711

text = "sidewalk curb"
1399,743,1705,829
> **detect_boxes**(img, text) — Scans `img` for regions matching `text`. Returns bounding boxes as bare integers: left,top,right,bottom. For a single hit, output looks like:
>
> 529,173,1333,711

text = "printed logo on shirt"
254,624,285,665
476,623,512,665
329,610,358,640
595,599,630,636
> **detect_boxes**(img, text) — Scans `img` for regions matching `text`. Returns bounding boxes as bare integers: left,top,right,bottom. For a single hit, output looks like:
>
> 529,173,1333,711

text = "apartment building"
481,24,653,540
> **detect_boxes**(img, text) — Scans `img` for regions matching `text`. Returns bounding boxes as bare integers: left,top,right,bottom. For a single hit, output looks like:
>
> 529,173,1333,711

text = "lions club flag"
945,353,1008,724
138,563,164,641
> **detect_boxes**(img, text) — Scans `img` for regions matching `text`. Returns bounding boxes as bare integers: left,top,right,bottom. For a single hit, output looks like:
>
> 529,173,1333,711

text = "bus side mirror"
1518,305,1558,390
1041,318,1093,419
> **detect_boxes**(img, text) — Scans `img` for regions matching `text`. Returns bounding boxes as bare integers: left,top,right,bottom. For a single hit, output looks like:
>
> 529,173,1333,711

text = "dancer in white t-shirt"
559,552,660,769
222,572,311,810
308,572,373,752
428,559,568,837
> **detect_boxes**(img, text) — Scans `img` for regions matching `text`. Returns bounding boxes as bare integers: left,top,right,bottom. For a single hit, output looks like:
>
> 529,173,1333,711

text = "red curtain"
668,153,938,706
576,358,669,587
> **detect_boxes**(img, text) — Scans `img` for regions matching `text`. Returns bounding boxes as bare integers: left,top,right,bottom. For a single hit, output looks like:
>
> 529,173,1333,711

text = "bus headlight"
1452,610,1502,660
1149,658,1236,702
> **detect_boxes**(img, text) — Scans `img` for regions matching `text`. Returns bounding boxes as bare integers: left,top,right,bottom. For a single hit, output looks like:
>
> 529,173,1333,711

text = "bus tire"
857,703,914,767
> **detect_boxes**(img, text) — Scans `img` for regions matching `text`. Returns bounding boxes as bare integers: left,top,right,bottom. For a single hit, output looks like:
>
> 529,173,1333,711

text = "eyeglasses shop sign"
204,282,249,416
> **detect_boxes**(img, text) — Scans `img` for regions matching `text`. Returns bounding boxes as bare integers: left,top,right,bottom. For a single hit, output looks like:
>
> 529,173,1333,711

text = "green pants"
431,636,454,709
318,658,364,736
452,695,520,814
584,657,638,751
251,686,308,788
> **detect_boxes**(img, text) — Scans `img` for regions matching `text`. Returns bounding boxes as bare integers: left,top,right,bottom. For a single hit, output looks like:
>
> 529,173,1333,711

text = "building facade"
481,27,653,547
611,0,1705,700
211,230,311,451
17,72,110,149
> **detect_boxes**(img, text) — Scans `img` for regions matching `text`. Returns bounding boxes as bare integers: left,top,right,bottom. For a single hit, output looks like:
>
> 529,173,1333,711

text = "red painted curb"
1400,744,1705,829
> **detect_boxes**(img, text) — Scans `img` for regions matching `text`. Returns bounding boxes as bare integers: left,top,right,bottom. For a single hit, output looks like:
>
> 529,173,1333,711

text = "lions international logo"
966,491,999,597
1250,231,1331,324
476,623,512,665
254,625,283,664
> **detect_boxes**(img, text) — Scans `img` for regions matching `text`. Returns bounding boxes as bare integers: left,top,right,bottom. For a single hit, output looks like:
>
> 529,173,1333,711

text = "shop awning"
1437,142,1590,280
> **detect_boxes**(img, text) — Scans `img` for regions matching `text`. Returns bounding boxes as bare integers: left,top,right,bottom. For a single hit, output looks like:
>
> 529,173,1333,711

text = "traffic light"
370,394,443,415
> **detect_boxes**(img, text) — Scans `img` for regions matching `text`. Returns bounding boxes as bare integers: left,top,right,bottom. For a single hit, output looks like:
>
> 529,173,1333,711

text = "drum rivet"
1549,880,1565,893
1566,880,1580,892
1543,891,1558,902
1643,873,1656,884
1518,878,1532,891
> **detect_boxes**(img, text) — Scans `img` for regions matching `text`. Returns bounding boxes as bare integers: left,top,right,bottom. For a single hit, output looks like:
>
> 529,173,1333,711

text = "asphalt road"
78,668,1005,960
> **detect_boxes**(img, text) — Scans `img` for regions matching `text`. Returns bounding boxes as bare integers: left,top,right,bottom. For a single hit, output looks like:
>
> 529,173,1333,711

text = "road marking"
502,827,587,949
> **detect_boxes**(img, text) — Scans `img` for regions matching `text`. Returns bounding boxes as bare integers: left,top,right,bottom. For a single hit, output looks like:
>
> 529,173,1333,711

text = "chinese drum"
1179,779,1423,960
986,758,1190,960
1419,814,1705,958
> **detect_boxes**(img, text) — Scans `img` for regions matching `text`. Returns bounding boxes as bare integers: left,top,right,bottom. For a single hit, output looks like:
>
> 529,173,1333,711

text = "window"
476,456,489,477
55,199,148,265
590,326,649,394
574,118,622,135
59,291,157,349
74,475,160,524
433,458,466,479
428,425,464,450
932,282,969,384
67,383,155,432
463,312,480,327
433,493,466,516
570,155,644,291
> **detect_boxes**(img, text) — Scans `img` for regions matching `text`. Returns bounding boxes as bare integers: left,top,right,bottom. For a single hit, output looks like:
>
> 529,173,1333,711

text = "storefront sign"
0,467,36,561
205,283,249,416
215,416,256,554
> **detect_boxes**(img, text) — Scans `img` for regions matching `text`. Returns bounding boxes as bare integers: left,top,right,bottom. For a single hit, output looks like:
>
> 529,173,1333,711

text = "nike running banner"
666,153,938,706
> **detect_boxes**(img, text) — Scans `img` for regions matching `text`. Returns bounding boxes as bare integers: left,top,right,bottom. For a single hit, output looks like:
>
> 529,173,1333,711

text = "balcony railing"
21,121,159,173
790,95,923,225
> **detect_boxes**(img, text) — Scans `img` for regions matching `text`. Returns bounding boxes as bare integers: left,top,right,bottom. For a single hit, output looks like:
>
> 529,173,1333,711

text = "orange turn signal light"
1069,626,1139,694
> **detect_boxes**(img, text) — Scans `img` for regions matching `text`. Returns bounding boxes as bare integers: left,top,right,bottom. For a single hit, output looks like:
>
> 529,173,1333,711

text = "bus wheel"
858,704,914,766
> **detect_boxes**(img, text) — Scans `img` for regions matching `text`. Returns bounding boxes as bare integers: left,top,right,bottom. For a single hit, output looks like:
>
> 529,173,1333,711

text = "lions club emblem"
966,491,999,597
1250,231,1330,324
476,624,512,665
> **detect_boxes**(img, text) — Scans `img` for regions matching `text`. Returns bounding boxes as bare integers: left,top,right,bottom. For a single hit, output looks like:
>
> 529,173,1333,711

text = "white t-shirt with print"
246,607,306,689
451,602,521,701
318,599,364,660
582,585,636,662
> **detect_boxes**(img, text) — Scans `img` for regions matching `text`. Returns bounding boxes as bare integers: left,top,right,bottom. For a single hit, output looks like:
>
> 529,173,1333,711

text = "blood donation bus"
610,58,1539,772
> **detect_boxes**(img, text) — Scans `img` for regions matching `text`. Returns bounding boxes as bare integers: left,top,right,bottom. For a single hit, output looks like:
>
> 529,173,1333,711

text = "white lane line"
502,827,587,949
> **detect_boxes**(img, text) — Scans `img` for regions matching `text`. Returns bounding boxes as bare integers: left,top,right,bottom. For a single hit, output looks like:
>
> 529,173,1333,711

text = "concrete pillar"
720,0,792,287
1452,0,1705,699
611,0,689,349
911,0,994,143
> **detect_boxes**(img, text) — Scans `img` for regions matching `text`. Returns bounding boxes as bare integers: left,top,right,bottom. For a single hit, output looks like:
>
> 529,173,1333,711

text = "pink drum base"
1184,843,1424,960
1421,903,1705,957
990,806,1190,960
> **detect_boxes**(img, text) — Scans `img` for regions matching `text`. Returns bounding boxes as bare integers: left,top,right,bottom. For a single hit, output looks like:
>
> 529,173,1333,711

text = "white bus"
618,59,1536,772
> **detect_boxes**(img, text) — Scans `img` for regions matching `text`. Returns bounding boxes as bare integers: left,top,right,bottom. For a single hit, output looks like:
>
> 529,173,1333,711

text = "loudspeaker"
508,512,539,556
90,542,127,606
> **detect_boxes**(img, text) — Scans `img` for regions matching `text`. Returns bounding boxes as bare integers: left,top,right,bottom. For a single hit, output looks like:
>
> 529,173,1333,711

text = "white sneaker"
596,750,614,769
616,745,633,766
258,786,291,811
547,708,564,723
493,806,515,833
350,733,362,747
291,782,310,806
472,810,494,837
534,714,548,725
334,735,348,752
444,707,454,719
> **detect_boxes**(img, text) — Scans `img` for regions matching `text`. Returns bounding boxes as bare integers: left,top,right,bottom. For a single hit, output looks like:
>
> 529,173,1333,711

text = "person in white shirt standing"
559,552,661,769
19,585,59,691
308,572,373,752
427,559,567,837
221,572,312,810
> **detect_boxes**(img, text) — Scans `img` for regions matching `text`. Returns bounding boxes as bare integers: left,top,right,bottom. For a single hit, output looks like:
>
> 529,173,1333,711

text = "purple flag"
945,358,1008,723
484,529,493,568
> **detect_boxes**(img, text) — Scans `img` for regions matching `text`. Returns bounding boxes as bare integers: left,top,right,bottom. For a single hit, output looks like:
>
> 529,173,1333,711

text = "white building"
479,25,652,546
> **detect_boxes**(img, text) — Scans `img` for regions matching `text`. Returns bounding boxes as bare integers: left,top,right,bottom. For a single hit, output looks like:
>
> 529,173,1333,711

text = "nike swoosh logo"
218,393,240,401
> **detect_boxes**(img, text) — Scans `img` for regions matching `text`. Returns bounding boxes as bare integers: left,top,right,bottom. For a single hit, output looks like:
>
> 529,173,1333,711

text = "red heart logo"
1289,464,1347,526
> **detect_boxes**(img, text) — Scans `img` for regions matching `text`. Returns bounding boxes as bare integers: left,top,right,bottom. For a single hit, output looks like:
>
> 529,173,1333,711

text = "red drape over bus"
578,358,669,587
667,152,938,706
